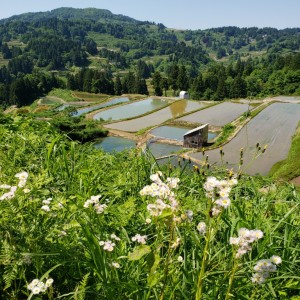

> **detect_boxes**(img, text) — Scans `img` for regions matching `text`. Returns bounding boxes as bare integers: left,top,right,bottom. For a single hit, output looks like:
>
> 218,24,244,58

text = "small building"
183,124,209,148
179,91,189,99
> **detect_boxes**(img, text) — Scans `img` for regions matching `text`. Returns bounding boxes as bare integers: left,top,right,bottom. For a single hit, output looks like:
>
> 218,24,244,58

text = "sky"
0,0,299,30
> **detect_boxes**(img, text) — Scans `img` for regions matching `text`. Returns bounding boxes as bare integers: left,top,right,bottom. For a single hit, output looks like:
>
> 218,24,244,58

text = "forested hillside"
0,7,299,107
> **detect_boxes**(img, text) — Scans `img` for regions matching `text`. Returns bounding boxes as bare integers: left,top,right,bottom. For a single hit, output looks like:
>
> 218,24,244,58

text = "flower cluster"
84,195,107,214
251,256,282,284
140,172,180,217
15,171,28,187
0,171,29,201
230,228,264,258
203,176,238,216
132,234,147,244
99,240,116,252
0,185,17,201
41,197,53,212
27,278,53,295
197,222,207,235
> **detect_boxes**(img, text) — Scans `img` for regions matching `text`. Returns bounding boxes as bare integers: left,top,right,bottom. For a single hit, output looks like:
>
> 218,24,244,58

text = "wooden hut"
183,124,209,148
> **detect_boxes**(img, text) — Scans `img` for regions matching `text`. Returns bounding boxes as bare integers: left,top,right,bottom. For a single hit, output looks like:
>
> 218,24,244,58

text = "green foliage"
270,123,300,180
50,115,108,143
214,123,236,146
0,116,299,299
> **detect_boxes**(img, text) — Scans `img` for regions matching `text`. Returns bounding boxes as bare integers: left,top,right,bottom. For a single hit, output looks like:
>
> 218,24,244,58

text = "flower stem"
225,260,238,300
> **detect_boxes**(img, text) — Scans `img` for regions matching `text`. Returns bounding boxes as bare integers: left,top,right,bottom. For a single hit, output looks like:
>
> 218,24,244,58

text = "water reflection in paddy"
94,136,135,152
105,100,205,132
93,98,169,121
74,97,130,116
150,126,217,141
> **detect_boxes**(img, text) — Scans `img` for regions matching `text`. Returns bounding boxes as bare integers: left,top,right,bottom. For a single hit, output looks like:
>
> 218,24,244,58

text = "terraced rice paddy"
94,136,135,152
74,97,130,116
104,100,205,131
150,125,217,141
190,102,300,175
146,142,182,158
177,102,250,126
93,98,169,121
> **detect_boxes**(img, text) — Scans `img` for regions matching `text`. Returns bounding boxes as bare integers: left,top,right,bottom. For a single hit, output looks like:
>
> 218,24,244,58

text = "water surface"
150,126,217,141
105,100,205,131
93,98,168,121
75,97,130,116
94,136,135,152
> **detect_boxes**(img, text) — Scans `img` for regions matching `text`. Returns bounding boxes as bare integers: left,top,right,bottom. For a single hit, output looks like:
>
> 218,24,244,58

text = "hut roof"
183,124,209,136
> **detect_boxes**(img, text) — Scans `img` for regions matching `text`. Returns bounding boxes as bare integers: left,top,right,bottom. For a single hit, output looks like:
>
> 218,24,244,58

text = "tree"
114,74,122,95
177,65,189,91
152,71,163,96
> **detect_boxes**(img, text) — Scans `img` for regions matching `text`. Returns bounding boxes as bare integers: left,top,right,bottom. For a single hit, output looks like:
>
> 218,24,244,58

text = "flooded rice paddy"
190,102,300,175
146,142,182,158
93,98,169,121
177,102,250,126
74,97,130,116
150,125,217,141
105,100,205,131
94,136,135,152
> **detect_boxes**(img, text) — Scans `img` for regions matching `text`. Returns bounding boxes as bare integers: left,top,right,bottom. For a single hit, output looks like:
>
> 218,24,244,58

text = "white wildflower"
41,205,50,212
132,234,147,244
197,222,207,235
0,184,11,189
45,278,54,287
177,256,183,262
112,262,120,268
23,188,31,193
32,286,41,294
270,255,282,265
145,218,152,224
111,234,121,241
100,240,115,251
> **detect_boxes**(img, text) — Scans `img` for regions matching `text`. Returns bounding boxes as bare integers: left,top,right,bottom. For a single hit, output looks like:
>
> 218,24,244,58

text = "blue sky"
1,0,299,29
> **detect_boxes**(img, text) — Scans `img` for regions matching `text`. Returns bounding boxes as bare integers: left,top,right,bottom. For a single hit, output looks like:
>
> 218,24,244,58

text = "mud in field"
177,102,250,126
190,103,300,175
104,100,205,132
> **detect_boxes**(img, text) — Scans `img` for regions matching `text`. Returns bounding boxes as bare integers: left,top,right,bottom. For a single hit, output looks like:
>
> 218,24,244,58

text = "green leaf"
128,245,151,261
147,253,161,287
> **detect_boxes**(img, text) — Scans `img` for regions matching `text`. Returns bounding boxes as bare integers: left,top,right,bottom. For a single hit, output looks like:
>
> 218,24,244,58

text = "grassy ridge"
269,122,300,180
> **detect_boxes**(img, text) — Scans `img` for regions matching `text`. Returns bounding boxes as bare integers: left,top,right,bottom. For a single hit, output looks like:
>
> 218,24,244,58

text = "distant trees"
67,69,148,96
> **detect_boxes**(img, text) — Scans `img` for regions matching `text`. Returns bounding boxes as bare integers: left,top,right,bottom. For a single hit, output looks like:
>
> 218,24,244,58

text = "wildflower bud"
220,147,223,156
202,147,205,156
256,142,260,149
240,148,244,158
262,145,267,153
206,163,210,169
205,155,209,163
178,158,181,166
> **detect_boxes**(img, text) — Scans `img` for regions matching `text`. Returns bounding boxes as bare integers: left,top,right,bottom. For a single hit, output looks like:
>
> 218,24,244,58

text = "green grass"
269,122,300,180
0,114,299,299
48,89,79,102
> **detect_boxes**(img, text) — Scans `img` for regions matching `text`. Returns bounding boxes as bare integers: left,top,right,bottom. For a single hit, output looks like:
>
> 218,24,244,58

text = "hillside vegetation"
0,114,300,299
0,7,299,108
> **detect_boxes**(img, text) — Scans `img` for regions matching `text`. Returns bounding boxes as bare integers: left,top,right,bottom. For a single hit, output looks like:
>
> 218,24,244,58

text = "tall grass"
0,115,299,299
